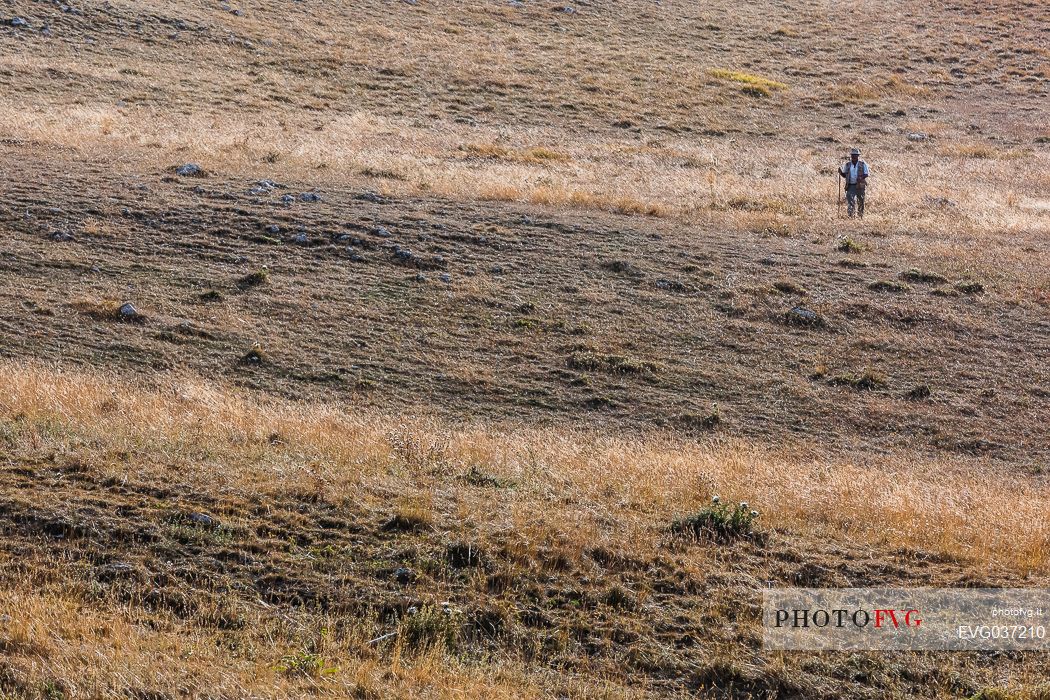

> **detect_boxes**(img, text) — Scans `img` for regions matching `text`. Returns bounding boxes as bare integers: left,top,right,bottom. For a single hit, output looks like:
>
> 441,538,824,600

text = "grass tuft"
708,69,787,93
237,269,269,289
567,351,661,375
672,498,761,542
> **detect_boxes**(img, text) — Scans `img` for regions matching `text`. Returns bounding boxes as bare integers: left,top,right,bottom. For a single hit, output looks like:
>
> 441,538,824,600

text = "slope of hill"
1,0,1048,697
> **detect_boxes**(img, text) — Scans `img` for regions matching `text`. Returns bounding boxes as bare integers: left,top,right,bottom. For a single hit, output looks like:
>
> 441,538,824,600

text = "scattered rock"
249,180,279,195
907,132,930,142
348,252,365,263
280,194,295,205
655,278,694,293
373,226,392,238
49,231,75,242
265,224,281,234
175,163,203,177
784,306,823,327
393,567,415,584
9,17,29,28
118,302,140,319
298,192,321,203
355,191,386,204
187,512,217,527
439,273,452,283
292,232,308,245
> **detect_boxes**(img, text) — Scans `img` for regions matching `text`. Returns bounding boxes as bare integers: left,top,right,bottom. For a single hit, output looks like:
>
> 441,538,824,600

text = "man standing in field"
839,148,870,218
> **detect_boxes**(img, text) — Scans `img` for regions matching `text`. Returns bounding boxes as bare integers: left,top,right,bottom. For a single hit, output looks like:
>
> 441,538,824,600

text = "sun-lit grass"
1,1,1048,695
0,588,558,699
2,99,1045,293
2,361,1045,574
708,68,788,94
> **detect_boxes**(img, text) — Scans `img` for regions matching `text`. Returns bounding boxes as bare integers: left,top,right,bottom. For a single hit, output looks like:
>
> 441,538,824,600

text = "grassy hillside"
0,0,1048,697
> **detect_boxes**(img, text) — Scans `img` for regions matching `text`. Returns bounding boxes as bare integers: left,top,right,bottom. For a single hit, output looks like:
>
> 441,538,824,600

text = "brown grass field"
1,0,1049,697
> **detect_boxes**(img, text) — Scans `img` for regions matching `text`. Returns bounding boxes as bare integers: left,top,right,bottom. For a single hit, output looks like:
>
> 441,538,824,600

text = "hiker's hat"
850,148,861,155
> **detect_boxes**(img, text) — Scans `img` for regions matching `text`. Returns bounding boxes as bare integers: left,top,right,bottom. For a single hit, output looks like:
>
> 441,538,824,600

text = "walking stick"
836,163,842,217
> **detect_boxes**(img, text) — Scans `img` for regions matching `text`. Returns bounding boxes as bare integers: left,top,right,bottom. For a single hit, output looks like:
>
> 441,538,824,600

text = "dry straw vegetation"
1,0,1049,696
1,361,1048,697
3,362,1047,572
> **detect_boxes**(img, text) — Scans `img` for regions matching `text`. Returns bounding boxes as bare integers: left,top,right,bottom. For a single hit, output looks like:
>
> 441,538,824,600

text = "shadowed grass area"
0,361,1047,697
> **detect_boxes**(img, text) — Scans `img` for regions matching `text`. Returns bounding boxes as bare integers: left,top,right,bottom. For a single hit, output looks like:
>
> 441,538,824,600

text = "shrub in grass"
869,279,910,293
567,351,660,375
671,497,760,542
773,279,807,295
837,237,865,253
237,269,269,289
399,603,463,652
900,268,947,284
906,384,932,400
239,345,267,366
829,369,888,391
275,650,338,678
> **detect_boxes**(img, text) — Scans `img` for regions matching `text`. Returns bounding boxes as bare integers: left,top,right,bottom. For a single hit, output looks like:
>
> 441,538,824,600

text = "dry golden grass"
0,0,1046,298
0,588,574,699
3,361,1046,574
4,101,1045,297
3,361,1049,696
2,1,1049,695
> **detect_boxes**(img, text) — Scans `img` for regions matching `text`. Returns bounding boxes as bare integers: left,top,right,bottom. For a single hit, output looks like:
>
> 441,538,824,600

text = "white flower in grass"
739,501,749,510
751,510,760,518
711,495,720,504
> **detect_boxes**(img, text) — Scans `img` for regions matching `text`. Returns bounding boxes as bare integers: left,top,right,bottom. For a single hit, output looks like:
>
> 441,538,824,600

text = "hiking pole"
836,162,842,217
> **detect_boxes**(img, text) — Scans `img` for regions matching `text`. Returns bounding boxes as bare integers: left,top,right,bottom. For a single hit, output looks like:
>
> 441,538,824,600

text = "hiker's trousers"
845,183,865,218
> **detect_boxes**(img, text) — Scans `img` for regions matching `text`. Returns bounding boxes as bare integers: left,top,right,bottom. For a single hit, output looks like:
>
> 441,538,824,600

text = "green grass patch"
237,269,269,289
672,497,761,542
837,237,866,254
